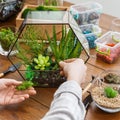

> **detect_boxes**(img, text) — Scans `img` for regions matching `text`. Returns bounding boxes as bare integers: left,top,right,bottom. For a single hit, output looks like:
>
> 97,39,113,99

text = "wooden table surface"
0,1,120,120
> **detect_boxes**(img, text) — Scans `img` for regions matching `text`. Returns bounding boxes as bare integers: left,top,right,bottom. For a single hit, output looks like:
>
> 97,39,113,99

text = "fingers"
59,61,66,76
59,58,79,67
59,61,66,68
10,88,36,104
3,86,27,105
63,58,77,63
59,58,84,66
0,78,22,86
59,58,85,76
60,71,64,76
4,88,34,105
7,79,22,86
59,58,84,70
12,94,29,99
63,58,84,63
15,87,36,96
9,97,26,104
73,58,84,64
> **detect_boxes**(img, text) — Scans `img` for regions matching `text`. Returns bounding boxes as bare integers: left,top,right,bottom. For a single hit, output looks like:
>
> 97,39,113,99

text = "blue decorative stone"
86,34,97,48
83,29,92,34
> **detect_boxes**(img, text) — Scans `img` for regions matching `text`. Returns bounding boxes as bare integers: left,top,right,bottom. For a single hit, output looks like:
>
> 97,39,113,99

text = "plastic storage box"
95,31,120,63
70,2,102,25
80,24,102,48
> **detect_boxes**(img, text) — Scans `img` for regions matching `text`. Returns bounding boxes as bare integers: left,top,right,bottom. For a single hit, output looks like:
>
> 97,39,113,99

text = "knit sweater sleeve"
41,81,86,120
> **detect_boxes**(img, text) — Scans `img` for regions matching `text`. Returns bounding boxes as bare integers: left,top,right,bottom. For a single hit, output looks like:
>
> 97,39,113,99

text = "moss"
16,81,34,90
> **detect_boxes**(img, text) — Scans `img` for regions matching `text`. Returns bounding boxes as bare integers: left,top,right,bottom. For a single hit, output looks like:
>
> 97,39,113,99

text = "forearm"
41,81,86,120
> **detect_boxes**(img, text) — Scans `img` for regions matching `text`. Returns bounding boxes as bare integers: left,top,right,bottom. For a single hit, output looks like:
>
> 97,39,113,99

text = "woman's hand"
59,58,87,85
0,78,36,105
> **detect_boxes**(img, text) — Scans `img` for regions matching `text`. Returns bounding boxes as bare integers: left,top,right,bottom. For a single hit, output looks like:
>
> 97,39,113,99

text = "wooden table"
0,2,120,120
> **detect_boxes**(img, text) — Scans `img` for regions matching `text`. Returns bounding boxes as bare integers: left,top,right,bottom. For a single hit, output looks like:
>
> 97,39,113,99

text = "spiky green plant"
46,25,82,64
16,25,82,70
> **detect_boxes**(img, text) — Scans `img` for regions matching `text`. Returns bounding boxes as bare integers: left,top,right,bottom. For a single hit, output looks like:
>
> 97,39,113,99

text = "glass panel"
26,11,68,24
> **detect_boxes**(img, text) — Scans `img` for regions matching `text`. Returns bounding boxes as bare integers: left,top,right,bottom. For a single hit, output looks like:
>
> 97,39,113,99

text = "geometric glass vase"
7,11,90,87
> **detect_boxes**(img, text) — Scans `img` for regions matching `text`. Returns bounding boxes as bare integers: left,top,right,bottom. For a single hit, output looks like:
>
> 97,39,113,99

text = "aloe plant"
46,25,82,64
14,25,82,86
16,25,82,71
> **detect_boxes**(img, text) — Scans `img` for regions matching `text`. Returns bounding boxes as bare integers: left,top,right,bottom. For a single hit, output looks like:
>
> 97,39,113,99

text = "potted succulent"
0,26,17,56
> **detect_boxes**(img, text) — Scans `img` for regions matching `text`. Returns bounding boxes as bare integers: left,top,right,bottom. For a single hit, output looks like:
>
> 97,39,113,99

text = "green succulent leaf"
104,86,118,98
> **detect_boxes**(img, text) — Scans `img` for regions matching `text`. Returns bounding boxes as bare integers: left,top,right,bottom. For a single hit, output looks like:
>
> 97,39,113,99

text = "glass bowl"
0,25,18,56
91,70,120,113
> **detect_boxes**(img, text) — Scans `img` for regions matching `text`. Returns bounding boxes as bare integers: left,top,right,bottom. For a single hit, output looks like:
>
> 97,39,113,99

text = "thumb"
4,79,22,86
59,61,66,68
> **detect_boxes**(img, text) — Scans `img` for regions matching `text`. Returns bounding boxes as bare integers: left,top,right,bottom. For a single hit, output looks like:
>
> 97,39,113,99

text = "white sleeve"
41,81,86,120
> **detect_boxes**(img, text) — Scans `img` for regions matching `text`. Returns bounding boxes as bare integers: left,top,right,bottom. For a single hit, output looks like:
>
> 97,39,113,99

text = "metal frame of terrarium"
7,10,90,87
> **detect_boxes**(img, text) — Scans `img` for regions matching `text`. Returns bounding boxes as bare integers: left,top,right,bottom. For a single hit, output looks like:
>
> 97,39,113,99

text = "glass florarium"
7,11,90,87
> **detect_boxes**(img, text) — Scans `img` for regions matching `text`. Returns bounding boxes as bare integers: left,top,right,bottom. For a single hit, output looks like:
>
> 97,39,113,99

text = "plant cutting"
16,81,34,90
14,25,82,87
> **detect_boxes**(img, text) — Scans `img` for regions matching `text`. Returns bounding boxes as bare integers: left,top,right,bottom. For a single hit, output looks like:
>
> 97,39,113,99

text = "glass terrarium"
7,11,90,87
